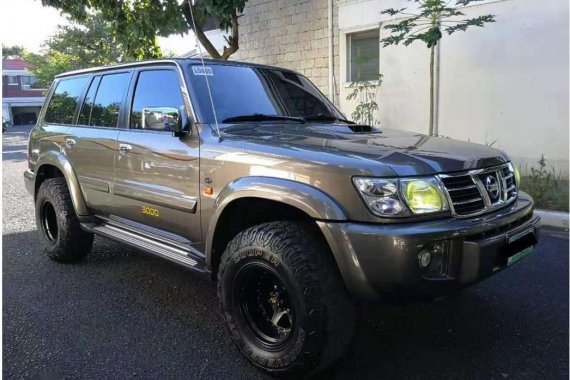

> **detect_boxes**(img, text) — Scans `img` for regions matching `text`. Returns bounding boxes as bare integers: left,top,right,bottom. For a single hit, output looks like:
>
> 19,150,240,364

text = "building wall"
232,0,341,104
2,66,46,125
2,73,44,98
338,0,569,174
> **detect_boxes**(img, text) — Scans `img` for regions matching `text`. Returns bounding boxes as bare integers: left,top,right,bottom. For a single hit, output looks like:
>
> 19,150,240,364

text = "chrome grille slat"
454,197,483,205
438,163,518,218
447,184,478,192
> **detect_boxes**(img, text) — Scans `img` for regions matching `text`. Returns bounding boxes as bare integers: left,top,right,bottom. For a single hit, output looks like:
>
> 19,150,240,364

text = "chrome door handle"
65,138,76,149
119,143,133,153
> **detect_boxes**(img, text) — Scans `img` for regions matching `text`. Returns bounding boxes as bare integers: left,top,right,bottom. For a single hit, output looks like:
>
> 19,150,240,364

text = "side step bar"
82,222,209,273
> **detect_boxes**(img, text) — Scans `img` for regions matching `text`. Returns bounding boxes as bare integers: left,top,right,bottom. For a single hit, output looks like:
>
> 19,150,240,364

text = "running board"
82,223,208,273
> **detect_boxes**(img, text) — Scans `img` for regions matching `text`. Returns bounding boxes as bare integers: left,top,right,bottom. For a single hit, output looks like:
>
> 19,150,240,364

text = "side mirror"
142,107,181,132
141,106,192,137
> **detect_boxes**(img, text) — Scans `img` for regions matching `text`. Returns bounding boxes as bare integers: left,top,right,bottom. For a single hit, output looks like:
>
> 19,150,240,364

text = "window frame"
346,29,380,83
7,76,19,86
73,70,134,129
20,75,42,90
76,75,102,127
125,65,186,134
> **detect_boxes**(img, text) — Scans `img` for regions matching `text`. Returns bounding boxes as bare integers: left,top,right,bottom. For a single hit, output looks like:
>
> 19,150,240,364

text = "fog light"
418,250,431,268
417,241,450,276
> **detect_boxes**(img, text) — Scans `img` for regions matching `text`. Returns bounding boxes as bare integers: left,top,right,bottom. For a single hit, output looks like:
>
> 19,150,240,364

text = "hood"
220,123,509,176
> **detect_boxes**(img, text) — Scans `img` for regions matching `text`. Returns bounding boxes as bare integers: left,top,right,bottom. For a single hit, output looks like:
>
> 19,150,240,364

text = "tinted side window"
130,70,184,130
44,76,90,124
77,76,101,125
89,72,131,128
267,70,330,116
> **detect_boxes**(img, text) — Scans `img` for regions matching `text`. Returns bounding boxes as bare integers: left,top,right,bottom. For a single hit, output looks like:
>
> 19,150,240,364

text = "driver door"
111,66,201,244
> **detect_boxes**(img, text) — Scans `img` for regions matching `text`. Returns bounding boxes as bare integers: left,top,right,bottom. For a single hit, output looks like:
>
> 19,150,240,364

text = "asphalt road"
3,124,569,379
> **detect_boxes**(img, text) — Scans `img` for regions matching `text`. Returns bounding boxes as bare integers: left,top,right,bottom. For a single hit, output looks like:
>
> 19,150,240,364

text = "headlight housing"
509,162,521,186
353,176,449,217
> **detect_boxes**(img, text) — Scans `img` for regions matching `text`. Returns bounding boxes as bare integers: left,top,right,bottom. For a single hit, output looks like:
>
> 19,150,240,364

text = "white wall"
338,0,569,174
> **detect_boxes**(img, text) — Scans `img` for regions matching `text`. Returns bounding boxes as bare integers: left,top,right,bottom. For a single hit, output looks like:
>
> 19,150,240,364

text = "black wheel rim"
234,261,295,350
41,200,58,244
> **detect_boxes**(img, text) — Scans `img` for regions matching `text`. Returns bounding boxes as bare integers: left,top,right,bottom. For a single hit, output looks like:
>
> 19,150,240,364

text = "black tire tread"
35,177,93,263
218,221,354,376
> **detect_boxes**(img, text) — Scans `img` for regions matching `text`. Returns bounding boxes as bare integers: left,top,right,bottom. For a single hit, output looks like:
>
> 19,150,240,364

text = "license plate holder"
507,245,534,266
505,226,536,266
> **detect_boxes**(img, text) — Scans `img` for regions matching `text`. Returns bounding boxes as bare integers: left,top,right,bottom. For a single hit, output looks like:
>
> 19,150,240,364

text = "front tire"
218,222,354,376
35,177,94,263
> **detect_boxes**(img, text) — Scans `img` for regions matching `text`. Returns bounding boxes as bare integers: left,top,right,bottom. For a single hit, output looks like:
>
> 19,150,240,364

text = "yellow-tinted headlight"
514,165,521,186
401,178,448,214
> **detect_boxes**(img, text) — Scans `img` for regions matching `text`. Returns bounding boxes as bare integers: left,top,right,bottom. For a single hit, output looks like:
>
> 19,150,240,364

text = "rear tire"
218,221,355,376
35,177,94,263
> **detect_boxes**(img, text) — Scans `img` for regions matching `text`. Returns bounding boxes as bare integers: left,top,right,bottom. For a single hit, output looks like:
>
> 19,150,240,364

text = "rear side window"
77,76,101,125
88,72,131,128
44,76,90,124
130,70,184,130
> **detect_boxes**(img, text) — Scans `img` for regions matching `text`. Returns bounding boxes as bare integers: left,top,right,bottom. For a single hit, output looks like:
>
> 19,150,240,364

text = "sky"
0,0,194,56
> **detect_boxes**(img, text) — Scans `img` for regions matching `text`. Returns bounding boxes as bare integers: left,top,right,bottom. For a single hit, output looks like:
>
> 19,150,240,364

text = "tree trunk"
429,44,435,137
180,1,239,61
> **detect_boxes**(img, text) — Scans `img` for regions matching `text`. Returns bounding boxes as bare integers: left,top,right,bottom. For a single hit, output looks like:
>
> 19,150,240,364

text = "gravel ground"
3,124,569,379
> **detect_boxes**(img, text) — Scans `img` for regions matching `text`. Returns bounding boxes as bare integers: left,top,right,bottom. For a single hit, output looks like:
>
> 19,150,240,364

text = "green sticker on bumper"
507,246,534,266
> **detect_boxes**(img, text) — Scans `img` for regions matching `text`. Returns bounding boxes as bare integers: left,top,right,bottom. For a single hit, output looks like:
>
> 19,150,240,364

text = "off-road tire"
35,177,94,263
218,221,355,376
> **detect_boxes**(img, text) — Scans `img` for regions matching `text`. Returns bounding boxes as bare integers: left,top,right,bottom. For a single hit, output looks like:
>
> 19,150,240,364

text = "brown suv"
25,59,540,376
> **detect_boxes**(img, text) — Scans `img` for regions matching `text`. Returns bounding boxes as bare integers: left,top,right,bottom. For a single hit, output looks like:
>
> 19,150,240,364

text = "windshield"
188,64,344,124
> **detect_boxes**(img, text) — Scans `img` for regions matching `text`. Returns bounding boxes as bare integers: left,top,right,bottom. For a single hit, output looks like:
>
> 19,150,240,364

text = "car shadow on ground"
3,229,568,379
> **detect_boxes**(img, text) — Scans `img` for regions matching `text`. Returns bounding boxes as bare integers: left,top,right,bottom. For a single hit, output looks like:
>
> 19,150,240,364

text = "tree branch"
181,0,222,59
220,8,239,60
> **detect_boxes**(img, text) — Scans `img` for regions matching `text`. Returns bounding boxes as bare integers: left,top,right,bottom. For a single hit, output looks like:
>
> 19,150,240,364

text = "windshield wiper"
222,113,306,123
302,113,356,125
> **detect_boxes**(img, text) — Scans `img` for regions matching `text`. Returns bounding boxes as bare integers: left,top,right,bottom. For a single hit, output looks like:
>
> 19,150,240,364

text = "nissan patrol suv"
25,59,540,376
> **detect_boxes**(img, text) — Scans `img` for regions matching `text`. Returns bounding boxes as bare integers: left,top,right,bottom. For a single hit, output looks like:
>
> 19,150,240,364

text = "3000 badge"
142,206,160,217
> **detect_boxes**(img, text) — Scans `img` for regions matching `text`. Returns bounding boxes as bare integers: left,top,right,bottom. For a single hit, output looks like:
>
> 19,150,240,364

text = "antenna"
189,0,222,142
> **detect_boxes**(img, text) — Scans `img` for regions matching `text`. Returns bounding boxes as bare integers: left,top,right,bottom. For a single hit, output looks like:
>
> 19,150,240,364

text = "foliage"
346,53,381,126
381,1,495,48
23,14,123,88
347,74,382,126
381,0,495,136
41,0,248,60
2,45,26,59
519,155,569,212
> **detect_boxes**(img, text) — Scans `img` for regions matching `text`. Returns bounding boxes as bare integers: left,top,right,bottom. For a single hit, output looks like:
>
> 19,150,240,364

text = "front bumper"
318,192,540,301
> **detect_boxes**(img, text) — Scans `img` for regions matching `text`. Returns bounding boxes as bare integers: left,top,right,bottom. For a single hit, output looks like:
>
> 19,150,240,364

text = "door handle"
119,143,133,154
65,138,76,149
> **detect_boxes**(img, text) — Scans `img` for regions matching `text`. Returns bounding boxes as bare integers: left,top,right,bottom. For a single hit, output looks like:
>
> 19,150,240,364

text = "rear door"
40,75,91,162
66,71,132,215
112,66,201,243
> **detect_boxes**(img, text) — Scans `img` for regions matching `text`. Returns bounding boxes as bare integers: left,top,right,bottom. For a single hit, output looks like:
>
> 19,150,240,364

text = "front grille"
439,163,518,217
440,175,485,215
501,165,517,199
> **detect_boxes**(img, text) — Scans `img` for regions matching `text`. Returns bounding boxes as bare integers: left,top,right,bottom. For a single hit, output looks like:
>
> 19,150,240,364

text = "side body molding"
36,151,90,216
204,176,347,267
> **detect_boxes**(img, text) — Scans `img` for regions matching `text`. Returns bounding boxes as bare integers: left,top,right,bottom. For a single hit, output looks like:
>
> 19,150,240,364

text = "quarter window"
348,31,380,82
130,70,184,130
88,72,131,128
44,76,90,124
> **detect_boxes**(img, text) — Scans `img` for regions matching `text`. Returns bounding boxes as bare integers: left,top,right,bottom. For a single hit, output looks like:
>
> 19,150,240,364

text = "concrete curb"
535,209,569,230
